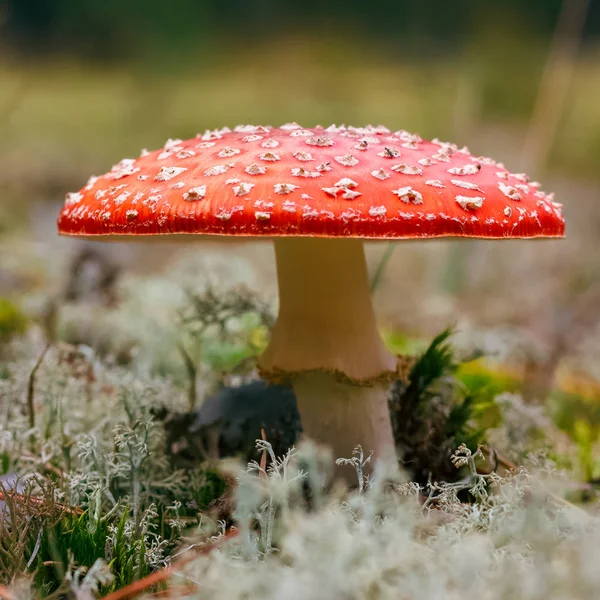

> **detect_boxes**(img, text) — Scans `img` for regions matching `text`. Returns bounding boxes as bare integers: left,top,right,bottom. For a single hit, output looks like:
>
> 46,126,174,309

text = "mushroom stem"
293,373,396,474
260,237,397,467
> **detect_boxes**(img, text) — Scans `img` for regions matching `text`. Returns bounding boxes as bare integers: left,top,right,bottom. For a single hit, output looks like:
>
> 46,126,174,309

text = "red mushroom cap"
58,124,564,239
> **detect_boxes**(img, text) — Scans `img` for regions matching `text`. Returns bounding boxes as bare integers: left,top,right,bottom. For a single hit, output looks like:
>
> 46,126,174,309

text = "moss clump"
390,329,500,485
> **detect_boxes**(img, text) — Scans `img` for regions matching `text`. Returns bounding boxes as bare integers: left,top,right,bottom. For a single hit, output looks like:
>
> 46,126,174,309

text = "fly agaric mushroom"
58,124,565,468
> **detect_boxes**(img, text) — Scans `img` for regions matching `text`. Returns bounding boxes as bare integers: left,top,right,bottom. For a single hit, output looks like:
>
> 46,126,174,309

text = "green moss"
390,329,501,484
34,513,111,596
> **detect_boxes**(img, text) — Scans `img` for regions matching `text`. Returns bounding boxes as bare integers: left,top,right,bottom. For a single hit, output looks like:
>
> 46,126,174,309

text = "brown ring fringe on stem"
258,354,415,387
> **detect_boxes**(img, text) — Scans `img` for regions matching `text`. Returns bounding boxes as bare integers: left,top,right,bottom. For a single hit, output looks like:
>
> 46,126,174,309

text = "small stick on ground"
27,343,51,430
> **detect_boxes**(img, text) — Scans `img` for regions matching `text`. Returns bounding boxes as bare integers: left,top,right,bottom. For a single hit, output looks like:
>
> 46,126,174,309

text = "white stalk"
259,237,397,469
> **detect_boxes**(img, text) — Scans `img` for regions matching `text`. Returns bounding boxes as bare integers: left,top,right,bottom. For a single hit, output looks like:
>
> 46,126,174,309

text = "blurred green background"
1,0,600,179
1,0,600,400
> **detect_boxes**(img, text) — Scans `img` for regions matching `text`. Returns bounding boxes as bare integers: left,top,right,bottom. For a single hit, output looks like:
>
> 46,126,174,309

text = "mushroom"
58,124,565,470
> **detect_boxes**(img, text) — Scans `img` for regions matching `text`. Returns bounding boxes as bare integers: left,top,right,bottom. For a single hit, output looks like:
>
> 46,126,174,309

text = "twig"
27,344,52,430
101,529,239,600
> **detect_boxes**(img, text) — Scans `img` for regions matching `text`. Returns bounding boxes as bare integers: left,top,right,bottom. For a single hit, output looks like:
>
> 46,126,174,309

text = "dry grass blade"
369,243,395,294
27,343,52,430
522,0,591,174
176,341,197,411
